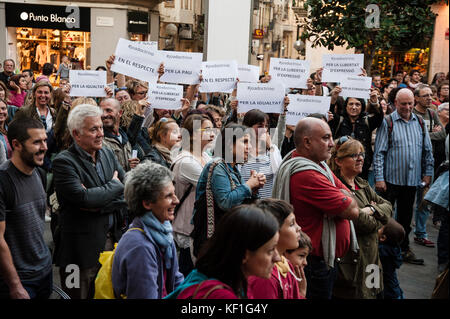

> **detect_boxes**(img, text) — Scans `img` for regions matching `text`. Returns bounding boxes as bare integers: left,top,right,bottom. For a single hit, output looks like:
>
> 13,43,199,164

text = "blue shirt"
195,159,253,211
373,111,434,187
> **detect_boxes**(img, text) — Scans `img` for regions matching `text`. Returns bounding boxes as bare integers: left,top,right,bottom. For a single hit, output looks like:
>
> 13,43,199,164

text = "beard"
20,146,45,168
101,116,117,131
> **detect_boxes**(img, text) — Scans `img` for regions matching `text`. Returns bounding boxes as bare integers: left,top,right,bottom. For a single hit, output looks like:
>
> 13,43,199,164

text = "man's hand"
105,55,115,71
375,181,387,193
136,99,150,117
104,86,113,98
422,176,432,187
128,158,140,169
112,170,120,182
9,285,30,299
330,86,342,105
432,125,443,133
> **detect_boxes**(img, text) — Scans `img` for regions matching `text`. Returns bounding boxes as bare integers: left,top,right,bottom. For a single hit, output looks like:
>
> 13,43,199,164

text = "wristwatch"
368,205,377,214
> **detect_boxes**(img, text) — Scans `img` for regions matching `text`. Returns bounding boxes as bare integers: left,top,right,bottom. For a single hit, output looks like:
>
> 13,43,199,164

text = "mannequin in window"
35,43,48,68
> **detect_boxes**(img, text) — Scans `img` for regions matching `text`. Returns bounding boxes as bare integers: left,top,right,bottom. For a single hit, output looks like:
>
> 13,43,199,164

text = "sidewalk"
397,214,440,299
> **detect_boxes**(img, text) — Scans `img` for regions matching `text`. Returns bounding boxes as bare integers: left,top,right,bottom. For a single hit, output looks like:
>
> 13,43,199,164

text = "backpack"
190,159,237,258
93,227,144,299
334,114,370,138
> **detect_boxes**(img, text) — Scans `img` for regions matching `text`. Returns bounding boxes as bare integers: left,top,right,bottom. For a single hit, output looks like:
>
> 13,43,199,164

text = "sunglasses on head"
114,87,127,93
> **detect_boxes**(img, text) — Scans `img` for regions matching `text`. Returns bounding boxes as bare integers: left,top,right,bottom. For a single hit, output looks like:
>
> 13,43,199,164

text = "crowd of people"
0,54,448,300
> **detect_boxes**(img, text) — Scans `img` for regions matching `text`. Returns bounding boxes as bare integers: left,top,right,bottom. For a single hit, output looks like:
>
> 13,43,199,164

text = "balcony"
292,0,307,17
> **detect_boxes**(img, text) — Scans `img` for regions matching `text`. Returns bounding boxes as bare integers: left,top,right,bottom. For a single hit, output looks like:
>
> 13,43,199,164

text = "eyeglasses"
347,152,365,160
200,128,215,134
419,94,433,98
135,90,148,95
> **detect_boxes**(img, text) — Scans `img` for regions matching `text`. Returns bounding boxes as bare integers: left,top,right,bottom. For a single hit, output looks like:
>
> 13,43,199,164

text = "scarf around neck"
141,211,174,269
154,143,173,165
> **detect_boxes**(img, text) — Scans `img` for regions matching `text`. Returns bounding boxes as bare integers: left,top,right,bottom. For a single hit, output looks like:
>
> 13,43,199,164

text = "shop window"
14,27,91,83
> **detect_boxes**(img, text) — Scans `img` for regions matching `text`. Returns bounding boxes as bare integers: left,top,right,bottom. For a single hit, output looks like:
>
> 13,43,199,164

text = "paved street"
43,212,442,299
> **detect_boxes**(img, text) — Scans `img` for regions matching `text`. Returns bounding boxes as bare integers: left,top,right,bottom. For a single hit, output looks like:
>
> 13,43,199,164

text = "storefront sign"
253,29,264,39
237,82,286,114
69,70,107,97
147,83,183,110
200,60,238,93
339,76,372,100
159,51,203,85
322,54,364,83
128,11,149,34
111,38,161,83
5,3,90,31
286,95,331,126
269,58,310,89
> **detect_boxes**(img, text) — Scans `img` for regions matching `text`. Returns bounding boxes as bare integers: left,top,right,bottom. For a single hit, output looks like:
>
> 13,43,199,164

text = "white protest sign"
135,41,158,50
238,64,260,83
237,82,286,114
286,95,331,126
147,83,183,110
340,76,372,100
200,60,238,93
322,54,364,83
111,38,161,83
69,70,106,97
269,58,310,89
159,51,203,85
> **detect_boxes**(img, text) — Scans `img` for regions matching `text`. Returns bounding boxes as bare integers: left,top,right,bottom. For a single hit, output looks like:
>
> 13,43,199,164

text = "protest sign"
147,83,183,110
159,51,203,85
200,60,238,93
237,82,286,114
269,58,310,89
135,41,158,50
238,64,260,83
286,95,331,126
340,76,372,100
69,70,106,97
111,38,161,83
322,54,364,83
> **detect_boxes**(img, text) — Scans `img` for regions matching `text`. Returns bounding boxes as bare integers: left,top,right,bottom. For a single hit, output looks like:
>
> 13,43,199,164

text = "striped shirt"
373,111,434,187
240,151,274,199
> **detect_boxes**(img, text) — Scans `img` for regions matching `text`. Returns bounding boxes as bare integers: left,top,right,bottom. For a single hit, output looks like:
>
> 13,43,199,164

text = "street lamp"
294,39,305,58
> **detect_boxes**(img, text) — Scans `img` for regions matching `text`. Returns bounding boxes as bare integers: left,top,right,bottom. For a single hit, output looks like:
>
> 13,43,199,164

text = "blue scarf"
141,211,174,269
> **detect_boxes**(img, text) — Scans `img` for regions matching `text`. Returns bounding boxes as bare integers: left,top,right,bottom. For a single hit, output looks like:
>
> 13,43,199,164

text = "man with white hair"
374,88,434,265
52,104,127,299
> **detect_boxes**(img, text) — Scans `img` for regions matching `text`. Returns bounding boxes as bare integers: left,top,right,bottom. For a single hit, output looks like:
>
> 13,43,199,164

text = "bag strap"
190,280,225,299
174,183,193,216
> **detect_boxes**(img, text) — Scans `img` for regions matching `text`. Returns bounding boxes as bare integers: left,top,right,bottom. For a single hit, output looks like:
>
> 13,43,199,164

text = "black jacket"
52,143,126,269
329,102,383,178
143,145,171,169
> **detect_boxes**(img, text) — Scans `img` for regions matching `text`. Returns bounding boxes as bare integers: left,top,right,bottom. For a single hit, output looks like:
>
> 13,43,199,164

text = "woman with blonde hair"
144,118,181,168
328,136,392,299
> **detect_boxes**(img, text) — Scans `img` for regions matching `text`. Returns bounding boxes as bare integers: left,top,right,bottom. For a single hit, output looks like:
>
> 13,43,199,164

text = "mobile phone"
132,150,138,158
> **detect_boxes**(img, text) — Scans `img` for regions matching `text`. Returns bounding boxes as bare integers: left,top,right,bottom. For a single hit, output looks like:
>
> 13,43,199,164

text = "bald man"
100,98,140,171
273,117,359,299
374,88,434,265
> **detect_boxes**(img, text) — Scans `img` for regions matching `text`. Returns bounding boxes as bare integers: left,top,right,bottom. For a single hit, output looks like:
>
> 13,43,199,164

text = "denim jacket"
195,159,255,211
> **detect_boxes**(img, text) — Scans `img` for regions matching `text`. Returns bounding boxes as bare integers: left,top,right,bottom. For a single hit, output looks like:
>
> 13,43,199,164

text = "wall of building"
90,8,128,69
429,3,449,83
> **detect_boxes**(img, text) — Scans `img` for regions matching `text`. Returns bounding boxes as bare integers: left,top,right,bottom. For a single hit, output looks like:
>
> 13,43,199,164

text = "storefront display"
5,2,91,83
371,48,430,81
14,27,91,76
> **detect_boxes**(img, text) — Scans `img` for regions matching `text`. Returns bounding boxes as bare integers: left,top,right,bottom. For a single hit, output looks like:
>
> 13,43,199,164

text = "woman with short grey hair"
111,161,184,298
